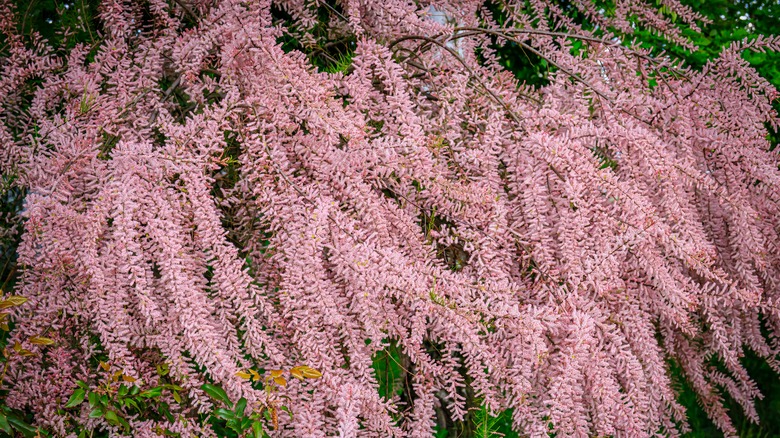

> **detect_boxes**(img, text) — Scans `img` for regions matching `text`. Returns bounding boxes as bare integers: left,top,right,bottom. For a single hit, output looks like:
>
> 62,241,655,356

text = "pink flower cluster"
1,0,778,436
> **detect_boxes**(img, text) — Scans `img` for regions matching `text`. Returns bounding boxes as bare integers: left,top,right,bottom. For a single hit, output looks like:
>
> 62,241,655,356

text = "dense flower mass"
1,0,779,436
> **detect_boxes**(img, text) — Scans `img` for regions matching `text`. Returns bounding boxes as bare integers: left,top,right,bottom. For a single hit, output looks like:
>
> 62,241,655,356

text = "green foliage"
272,1,357,73
10,0,100,51
632,0,780,146
55,365,306,437
0,405,42,438
471,405,518,438
62,374,184,436
318,51,355,74
672,350,780,438
200,383,286,438
480,1,553,87
372,340,405,401
0,202,41,438
634,0,780,73
202,384,232,408
0,175,23,298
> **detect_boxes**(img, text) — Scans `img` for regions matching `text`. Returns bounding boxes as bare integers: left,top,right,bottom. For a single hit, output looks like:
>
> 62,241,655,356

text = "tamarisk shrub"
1,0,779,436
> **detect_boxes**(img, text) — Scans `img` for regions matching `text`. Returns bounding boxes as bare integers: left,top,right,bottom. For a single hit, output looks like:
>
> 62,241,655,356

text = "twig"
171,0,199,22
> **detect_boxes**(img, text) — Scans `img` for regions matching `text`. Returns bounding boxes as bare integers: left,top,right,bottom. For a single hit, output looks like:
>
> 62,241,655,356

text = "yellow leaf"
0,322,9,332
249,369,261,382
173,391,182,403
0,296,27,310
112,370,123,382
29,336,55,346
18,349,35,357
122,374,137,383
298,366,322,379
289,368,304,380
99,361,110,371
12,342,22,352
269,369,284,378
273,376,287,387
235,370,252,380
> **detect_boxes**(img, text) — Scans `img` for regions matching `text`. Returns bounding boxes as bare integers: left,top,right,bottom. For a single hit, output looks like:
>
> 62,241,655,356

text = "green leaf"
88,408,104,418
125,398,139,411
117,416,131,432
87,392,100,408
746,51,767,65
252,420,263,438
6,415,38,438
65,388,86,408
117,384,129,397
201,383,232,408
138,387,163,398
226,419,240,433
280,405,293,420
235,397,247,418
159,402,175,423
0,413,11,434
240,417,253,432
648,78,658,89
104,410,120,426
214,408,236,421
